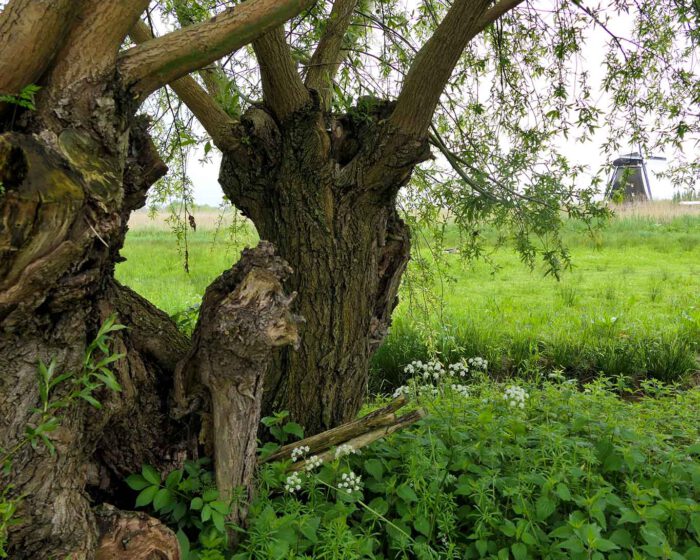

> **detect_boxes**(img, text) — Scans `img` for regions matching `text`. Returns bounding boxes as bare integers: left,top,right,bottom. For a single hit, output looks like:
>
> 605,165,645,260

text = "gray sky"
184,7,687,206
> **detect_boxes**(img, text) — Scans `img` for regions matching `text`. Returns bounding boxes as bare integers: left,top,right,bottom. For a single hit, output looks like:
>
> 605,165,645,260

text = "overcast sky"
181,7,689,207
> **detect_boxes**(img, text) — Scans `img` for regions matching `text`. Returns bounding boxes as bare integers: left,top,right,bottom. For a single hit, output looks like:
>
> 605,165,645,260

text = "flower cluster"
393,385,411,398
304,455,323,472
338,471,362,493
468,357,488,370
284,472,302,493
291,445,310,462
503,385,528,408
334,444,357,459
448,362,469,378
450,383,469,397
404,360,445,381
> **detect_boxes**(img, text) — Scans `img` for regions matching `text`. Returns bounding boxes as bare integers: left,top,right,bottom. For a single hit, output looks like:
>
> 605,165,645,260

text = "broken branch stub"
175,241,300,533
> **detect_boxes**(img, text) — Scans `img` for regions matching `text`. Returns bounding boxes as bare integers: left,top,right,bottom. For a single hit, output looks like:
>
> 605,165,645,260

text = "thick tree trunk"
0,117,297,556
0,120,194,558
219,100,430,434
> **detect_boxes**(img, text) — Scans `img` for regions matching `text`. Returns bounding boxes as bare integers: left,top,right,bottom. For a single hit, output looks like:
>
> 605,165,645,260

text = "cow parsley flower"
448,362,469,378
503,385,528,408
393,385,410,398
468,357,488,370
304,455,323,472
334,444,356,459
450,383,469,397
291,445,310,462
338,471,362,493
284,472,302,493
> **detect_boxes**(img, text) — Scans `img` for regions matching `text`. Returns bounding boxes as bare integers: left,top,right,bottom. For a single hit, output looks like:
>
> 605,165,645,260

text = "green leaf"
135,485,159,508
202,488,218,502
414,516,431,537
142,465,161,485
258,441,280,460
211,511,225,533
609,528,633,549
209,500,229,515
201,503,212,522
191,497,204,511
536,495,556,520
153,488,173,511
173,502,187,522
364,459,384,481
367,497,389,516
126,474,150,491
397,483,418,503
165,469,183,489
555,482,572,501
176,529,190,558
594,538,619,552
511,542,528,560
299,516,320,543
282,422,304,439
80,394,102,408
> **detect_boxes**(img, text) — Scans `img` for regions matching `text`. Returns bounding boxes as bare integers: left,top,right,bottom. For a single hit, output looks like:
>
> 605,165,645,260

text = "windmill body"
606,152,655,201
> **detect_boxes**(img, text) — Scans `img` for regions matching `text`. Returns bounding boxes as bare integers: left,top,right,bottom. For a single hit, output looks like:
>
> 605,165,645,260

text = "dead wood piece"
95,504,179,560
260,395,410,464
290,408,426,472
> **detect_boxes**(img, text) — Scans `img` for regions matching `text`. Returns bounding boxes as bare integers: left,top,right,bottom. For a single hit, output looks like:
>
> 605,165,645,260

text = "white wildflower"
334,444,356,459
337,471,362,493
304,455,323,472
393,385,410,398
450,384,469,397
291,445,310,462
448,362,469,378
284,472,302,493
503,385,529,408
468,357,488,370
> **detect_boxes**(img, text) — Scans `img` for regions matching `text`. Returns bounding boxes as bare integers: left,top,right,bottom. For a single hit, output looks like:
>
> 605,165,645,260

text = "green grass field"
116,204,700,390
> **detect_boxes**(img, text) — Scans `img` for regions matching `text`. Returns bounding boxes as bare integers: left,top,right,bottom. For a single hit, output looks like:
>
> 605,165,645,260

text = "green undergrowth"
129,374,700,560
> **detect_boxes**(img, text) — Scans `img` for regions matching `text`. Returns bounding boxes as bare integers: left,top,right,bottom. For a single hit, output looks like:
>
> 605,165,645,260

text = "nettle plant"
233,365,700,559
128,358,700,559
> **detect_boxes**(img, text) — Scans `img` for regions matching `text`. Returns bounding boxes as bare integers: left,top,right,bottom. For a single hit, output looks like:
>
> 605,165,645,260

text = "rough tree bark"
163,0,513,435
218,101,430,434
0,1,312,557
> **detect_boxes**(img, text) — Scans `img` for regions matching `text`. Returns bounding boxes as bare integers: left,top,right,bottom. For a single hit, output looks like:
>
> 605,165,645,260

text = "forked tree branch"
48,0,151,94
390,0,523,139
253,28,311,120
119,0,314,101
0,0,77,94
305,0,359,110
477,0,525,31
130,20,239,152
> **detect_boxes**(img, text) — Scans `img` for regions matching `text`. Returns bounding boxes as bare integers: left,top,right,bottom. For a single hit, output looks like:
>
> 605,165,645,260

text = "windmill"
605,151,666,202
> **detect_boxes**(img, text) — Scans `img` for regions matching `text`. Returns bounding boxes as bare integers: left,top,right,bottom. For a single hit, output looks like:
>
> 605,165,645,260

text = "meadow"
111,203,700,559
117,203,700,391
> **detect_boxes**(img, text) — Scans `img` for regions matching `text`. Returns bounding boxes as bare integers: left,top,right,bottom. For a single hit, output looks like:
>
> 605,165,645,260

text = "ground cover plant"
116,205,700,388
127,359,700,559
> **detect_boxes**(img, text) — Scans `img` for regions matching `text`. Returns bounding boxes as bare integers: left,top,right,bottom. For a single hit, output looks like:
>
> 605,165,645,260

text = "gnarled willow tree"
0,1,312,557
0,0,697,556
141,0,698,432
